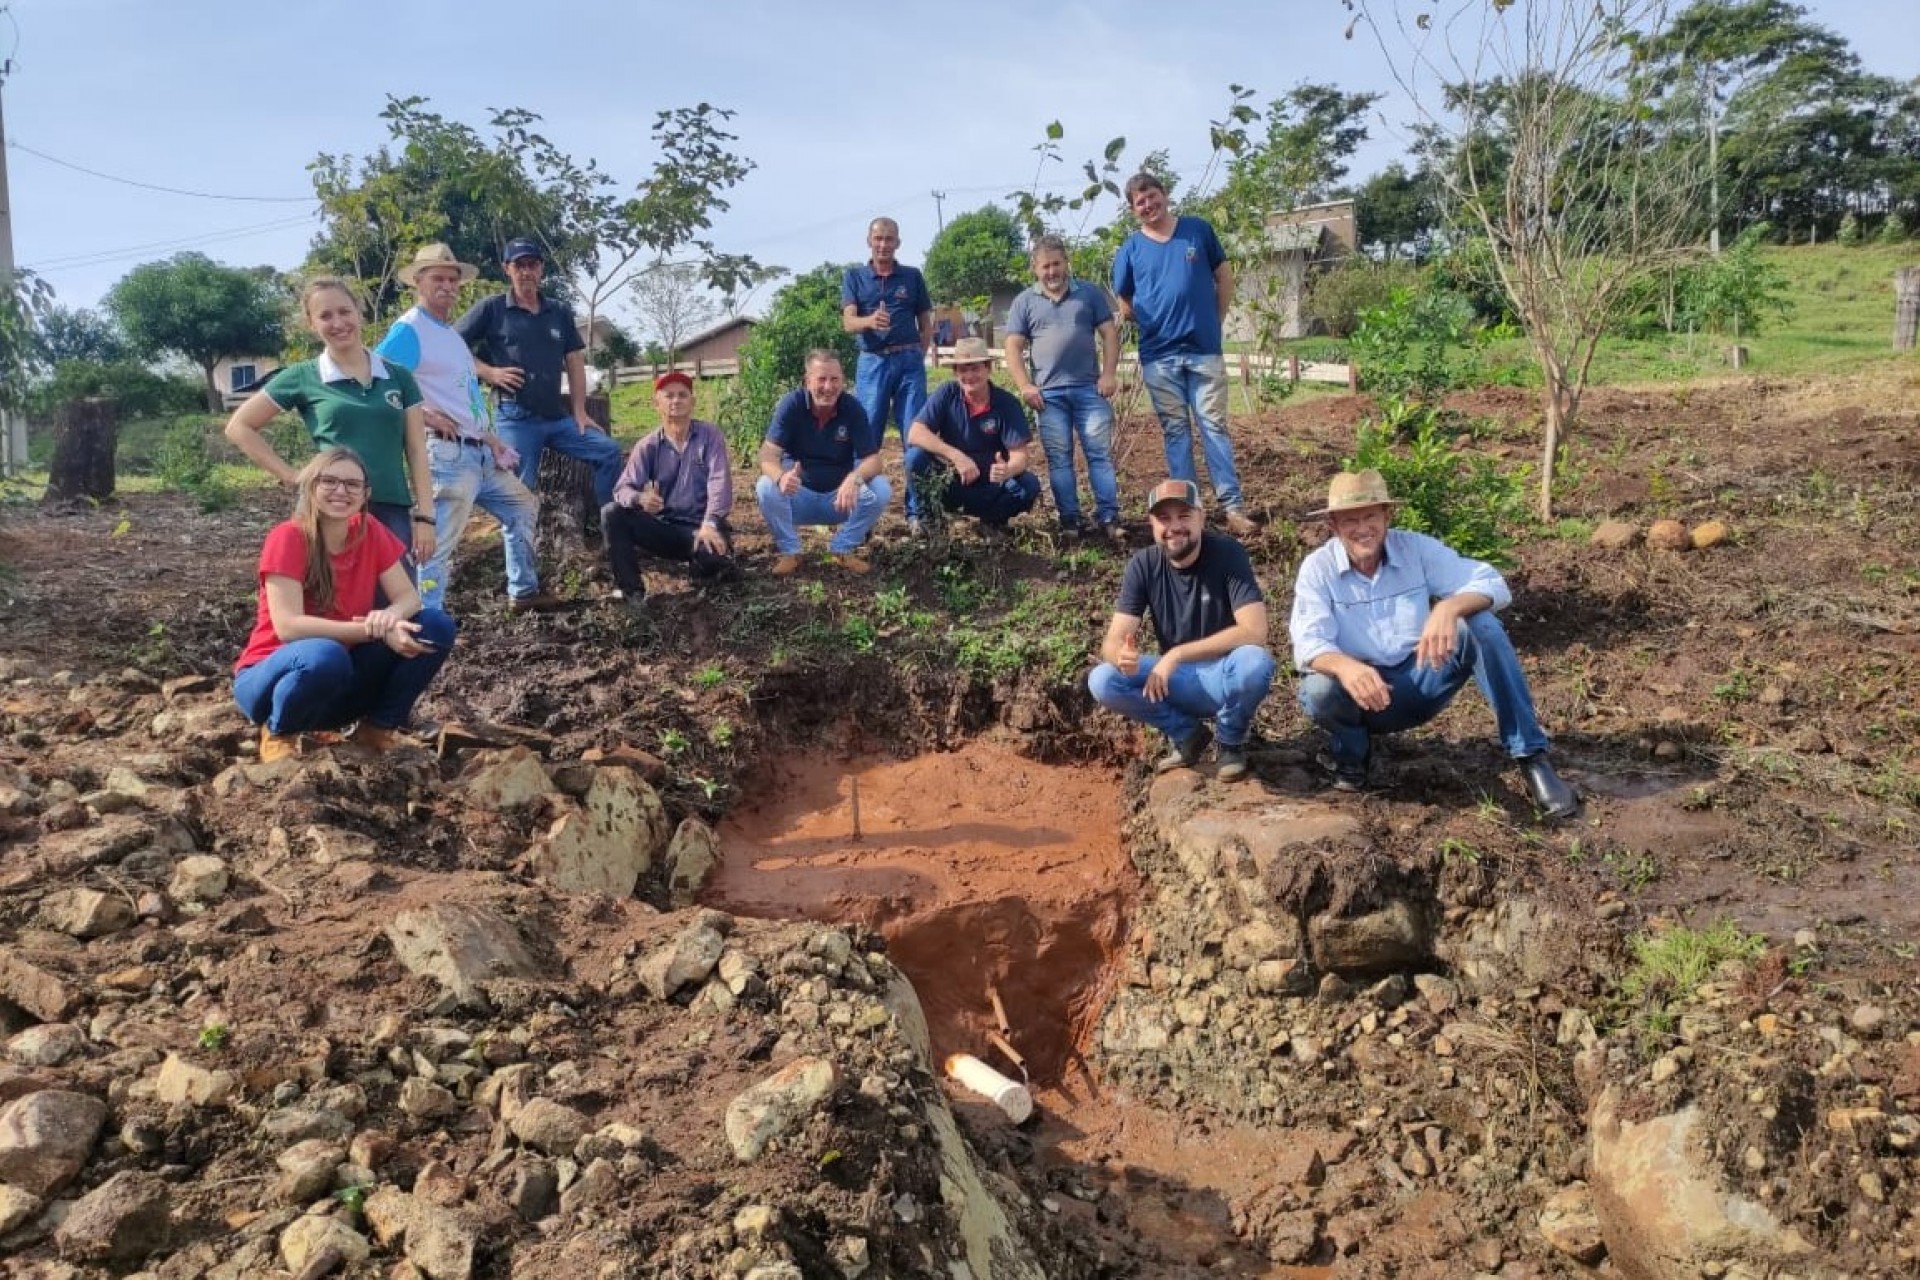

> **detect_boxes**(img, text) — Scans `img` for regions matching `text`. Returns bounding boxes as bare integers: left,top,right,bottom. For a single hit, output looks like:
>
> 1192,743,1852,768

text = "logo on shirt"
980,418,1000,436
549,327,563,342
834,425,849,443
1184,245,1198,263
384,390,404,410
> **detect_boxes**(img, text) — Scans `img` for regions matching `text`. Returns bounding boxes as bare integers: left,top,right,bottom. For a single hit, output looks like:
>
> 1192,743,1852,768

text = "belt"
876,342,921,355
434,432,489,448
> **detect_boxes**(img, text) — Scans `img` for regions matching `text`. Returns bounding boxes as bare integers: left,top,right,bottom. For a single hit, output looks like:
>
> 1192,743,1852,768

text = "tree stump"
532,392,617,551
1895,266,1920,352
42,398,119,504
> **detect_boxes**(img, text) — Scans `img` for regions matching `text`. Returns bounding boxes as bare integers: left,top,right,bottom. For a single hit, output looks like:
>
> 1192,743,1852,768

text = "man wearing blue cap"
1088,478,1275,781
455,237,624,506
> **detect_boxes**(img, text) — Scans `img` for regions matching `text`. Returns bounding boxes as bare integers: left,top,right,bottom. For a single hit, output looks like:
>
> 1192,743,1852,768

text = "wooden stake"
849,775,862,841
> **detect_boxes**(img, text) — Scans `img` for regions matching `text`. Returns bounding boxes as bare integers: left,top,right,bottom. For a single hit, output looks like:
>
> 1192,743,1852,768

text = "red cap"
654,370,693,392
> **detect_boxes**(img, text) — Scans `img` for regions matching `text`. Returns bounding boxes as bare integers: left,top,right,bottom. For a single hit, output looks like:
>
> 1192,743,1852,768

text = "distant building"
673,316,756,368
1227,198,1357,343
216,354,281,409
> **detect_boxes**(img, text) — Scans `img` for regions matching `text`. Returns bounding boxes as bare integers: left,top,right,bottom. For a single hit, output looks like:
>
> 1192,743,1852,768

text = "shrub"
1347,402,1530,567
1350,284,1478,402
153,416,237,512
27,359,203,424
1836,212,1862,246
1875,214,1908,245
717,264,859,458
1305,259,1420,338
1671,223,1794,340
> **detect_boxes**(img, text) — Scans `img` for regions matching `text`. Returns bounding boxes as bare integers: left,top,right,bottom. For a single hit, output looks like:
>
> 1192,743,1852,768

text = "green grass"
1617,918,1768,1041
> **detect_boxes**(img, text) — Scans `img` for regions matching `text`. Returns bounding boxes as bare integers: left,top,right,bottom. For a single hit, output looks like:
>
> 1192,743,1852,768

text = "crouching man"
1088,479,1275,782
602,370,736,612
1288,469,1577,818
906,337,1041,537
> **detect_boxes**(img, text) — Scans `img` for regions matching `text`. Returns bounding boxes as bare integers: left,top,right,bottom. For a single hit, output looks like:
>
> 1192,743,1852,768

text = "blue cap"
502,237,544,263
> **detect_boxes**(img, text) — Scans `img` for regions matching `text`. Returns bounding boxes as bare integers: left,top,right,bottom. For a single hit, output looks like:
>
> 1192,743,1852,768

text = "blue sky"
3,0,1914,331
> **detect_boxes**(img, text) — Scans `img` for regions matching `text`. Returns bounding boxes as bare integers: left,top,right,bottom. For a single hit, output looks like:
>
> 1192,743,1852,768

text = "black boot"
1520,754,1578,820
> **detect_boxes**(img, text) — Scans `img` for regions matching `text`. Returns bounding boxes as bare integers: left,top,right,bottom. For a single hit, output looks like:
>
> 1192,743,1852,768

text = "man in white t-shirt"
377,244,560,613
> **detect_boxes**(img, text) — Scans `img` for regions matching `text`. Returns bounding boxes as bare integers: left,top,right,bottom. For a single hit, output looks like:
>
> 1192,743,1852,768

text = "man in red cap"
602,371,736,612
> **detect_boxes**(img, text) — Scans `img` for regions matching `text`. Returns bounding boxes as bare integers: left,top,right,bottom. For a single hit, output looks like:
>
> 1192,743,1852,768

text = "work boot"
611,589,647,619
834,552,871,576
508,590,568,614
1214,743,1251,783
258,727,299,764
1223,508,1260,538
1100,520,1128,546
771,554,802,577
1520,754,1579,820
1154,725,1212,774
347,722,398,754
1316,749,1371,793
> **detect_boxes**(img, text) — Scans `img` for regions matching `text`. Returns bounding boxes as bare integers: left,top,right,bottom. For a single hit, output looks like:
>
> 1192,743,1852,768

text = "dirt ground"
2,364,1918,1275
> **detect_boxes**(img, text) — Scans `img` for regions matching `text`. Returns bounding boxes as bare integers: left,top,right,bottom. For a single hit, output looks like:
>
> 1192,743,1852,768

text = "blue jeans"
1141,352,1242,513
854,349,928,515
421,437,540,609
233,609,457,734
496,406,625,506
905,451,1042,526
1297,611,1551,768
753,475,894,554
368,502,418,586
1037,385,1119,526
1087,645,1276,749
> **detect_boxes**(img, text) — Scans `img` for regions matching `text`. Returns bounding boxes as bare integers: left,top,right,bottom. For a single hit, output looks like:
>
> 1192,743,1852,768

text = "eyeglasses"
315,475,367,494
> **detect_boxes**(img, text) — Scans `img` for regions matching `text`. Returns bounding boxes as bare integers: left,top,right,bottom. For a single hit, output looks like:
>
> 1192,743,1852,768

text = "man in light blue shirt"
1289,469,1576,817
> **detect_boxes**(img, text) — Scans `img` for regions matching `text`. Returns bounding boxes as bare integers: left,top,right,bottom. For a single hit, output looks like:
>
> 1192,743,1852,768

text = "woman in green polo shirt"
224,277,437,569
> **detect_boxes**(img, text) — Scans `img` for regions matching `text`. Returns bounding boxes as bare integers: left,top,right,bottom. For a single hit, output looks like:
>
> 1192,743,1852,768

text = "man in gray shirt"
1005,235,1124,543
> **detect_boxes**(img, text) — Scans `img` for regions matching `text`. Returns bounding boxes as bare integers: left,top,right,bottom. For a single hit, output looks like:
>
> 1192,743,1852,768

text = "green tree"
38,305,127,365
1,269,52,417
27,360,203,424
718,264,857,456
924,206,1025,307
105,253,286,412
1352,163,1437,260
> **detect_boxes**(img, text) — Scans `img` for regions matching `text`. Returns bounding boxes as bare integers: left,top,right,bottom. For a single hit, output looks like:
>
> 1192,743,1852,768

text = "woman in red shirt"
233,447,456,762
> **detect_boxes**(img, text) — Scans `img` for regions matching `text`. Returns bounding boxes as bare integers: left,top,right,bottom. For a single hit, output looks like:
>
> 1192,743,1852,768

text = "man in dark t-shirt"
1088,479,1276,781
906,337,1041,535
753,349,894,576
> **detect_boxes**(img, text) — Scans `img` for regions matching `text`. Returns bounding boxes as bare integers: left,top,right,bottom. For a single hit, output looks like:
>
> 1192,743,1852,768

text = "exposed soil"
1,364,1917,1275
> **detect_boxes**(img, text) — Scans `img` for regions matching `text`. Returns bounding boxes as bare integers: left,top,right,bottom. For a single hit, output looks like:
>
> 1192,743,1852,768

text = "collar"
1328,531,1392,575
866,259,895,276
317,348,389,384
413,303,456,329
506,290,546,313
1036,277,1077,303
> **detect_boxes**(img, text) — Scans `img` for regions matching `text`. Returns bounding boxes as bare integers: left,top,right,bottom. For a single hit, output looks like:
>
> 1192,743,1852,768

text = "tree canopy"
105,253,286,412
924,206,1025,307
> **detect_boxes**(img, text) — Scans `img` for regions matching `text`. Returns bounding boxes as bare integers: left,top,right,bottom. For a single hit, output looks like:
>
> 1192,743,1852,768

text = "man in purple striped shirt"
602,371,736,612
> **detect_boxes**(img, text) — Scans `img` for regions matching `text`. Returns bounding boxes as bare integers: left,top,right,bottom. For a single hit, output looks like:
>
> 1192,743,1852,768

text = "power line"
24,213,313,272
8,140,313,203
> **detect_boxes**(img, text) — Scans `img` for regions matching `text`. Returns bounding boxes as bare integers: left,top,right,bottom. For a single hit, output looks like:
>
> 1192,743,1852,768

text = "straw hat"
1312,469,1400,516
397,243,479,286
947,337,994,367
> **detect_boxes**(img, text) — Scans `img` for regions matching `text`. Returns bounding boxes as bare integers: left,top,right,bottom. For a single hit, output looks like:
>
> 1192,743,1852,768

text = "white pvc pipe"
945,1053,1033,1124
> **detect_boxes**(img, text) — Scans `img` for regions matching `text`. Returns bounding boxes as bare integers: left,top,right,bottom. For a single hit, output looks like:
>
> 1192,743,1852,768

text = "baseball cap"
1146,479,1203,513
502,237,545,263
654,370,693,392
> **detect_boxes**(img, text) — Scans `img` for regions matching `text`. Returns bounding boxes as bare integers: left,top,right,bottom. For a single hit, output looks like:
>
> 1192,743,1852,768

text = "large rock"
0,951,77,1021
168,854,230,904
459,747,554,810
665,817,720,907
1309,897,1433,974
725,1057,837,1162
0,1089,108,1196
385,904,542,1009
40,886,135,939
53,1169,171,1261
280,1213,370,1272
0,1182,42,1233
509,1098,590,1157
156,1052,237,1107
7,1024,87,1068
637,923,726,1001
530,766,669,897
1590,519,1641,550
1537,1181,1606,1265
1587,1090,1812,1278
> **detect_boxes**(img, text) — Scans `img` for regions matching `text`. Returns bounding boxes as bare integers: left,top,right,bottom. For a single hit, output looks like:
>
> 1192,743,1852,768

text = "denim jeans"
753,475,893,554
1087,644,1276,749
1297,611,1551,768
854,348,928,515
368,502,418,586
905,451,1042,526
1036,384,1119,526
496,406,625,506
601,505,735,594
232,609,457,734
1140,352,1243,513
421,437,540,609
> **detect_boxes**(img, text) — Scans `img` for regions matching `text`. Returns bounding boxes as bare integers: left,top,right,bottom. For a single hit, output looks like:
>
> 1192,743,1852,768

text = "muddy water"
709,742,1336,1279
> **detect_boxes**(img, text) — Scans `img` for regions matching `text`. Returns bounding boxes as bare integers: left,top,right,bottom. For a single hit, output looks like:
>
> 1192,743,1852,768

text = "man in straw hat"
1289,469,1577,817
905,337,1041,538
602,369,737,613
1088,478,1275,782
377,243,559,614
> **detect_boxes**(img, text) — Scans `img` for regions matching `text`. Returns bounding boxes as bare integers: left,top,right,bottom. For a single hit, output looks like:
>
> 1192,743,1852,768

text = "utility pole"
0,45,25,476
931,190,947,236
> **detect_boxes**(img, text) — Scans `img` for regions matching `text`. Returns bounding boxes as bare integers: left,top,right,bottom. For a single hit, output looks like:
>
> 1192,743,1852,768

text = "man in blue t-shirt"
754,350,894,577
1088,479,1275,782
906,337,1041,537
842,217,934,516
1112,174,1258,539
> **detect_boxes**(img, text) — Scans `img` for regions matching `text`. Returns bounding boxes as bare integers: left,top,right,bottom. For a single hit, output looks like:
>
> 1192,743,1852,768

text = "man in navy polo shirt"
842,217,933,514
754,349,894,577
1112,174,1259,539
455,236,624,507
906,337,1040,537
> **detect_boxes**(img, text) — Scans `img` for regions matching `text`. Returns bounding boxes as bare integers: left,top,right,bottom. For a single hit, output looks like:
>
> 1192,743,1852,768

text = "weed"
197,1024,230,1053
935,561,986,614
841,617,878,652
694,665,726,690
1603,849,1660,891
335,1184,372,1213
659,728,689,757
798,581,827,607
1618,919,1766,1041
871,586,912,630
1712,667,1753,704
708,719,735,749
1439,837,1482,865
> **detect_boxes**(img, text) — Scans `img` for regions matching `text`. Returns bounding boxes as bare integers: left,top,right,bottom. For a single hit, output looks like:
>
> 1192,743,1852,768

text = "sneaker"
1154,725,1213,774
346,722,398,754
834,552,872,576
612,589,648,618
1316,749,1370,793
1058,519,1085,541
771,554,802,577
258,727,299,764
1214,743,1250,782
1223,509,1260,538
508,590,568,614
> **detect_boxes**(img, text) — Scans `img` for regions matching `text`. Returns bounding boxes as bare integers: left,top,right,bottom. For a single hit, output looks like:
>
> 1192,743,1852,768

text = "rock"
1224,916,1299,969
1590,519,1641,550
305,825,379,866
1647,519,1690,552
665,817,720,907
385,904,541,1010
407,1201,480,1280
1309,898,1433,974
0,951,78,1021
398,1078,457,1119
509,1098,591,1156
531,766,669,897
0,1182,43,1234
259,1107,354,1145
458,747,553,810
726,1056,837,1162
1248,958,1311,997
1689,520,1730,550
637,924,727,1001
1587,1091,1811,1277
156,1053,237,1107
276,1139,345,1205
279,1214,370,1272
1537,1181,1606,1265
162,674,222,700
1413,973,1459,1014
53,1169,171,1261
1263,1209,1321,1264
505,1157,558,1221
7,1023,87,1067
1850,1004,1886,1036
40,887,136,939
168,854,230,903
0,1089,108,1196
558,1156,620,1215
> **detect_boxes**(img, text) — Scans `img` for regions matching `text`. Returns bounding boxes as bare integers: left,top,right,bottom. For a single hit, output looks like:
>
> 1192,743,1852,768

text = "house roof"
1261,224,1329,254
677,315,756,348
